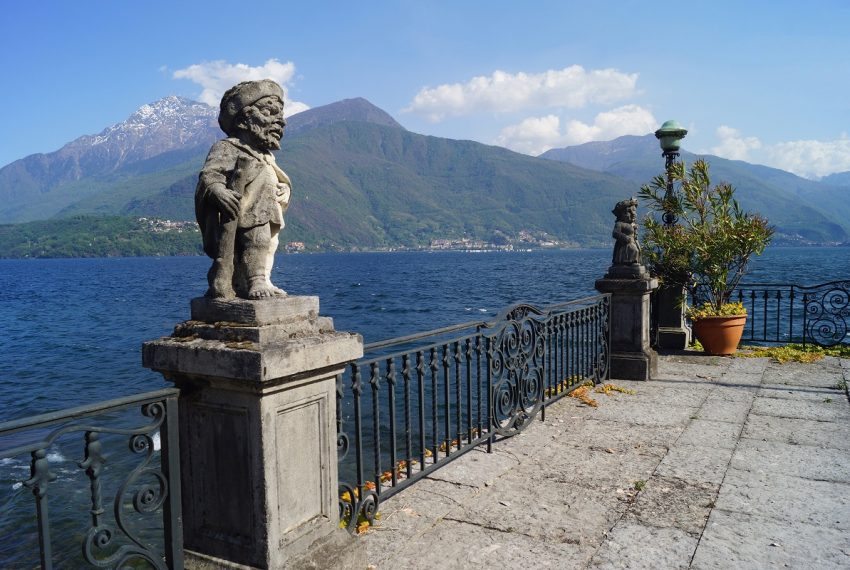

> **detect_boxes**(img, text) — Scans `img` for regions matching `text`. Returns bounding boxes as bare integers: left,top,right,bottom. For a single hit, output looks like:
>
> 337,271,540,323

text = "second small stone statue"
195,79,292,299
606,197,648,279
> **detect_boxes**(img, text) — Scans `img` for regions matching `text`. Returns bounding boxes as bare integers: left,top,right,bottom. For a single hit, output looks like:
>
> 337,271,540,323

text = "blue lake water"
1,246,850,566
2,246,850,421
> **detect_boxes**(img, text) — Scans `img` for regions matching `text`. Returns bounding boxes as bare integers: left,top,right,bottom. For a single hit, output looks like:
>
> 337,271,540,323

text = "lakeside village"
137,217,576,253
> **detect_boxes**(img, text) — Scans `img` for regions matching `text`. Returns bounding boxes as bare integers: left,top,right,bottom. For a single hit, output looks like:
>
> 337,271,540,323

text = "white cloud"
496,105,657,155
495,115,563,155
708,126,850,179
405,65,638,122
173,58,309,117
709,125,762,161
767,136,850,179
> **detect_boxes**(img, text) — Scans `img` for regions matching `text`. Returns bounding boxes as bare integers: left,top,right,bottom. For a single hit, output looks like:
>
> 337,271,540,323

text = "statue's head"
612,197,638,222
218,80,286,151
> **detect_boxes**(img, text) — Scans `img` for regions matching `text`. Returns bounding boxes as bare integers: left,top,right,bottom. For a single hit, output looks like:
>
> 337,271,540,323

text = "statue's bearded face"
237,96,286,151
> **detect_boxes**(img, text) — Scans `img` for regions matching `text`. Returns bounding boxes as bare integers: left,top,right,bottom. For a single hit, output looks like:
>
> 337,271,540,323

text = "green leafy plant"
639,159,774,317
686,301,747,320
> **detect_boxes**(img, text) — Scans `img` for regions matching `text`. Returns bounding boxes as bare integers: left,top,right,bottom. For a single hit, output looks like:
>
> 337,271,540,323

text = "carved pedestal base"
608,349,657,382
143,296,365,569
595,277,658,381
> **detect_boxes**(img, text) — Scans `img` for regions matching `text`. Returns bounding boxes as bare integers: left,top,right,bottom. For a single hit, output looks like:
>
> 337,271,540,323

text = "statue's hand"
209,184,240,220
276,182,291,205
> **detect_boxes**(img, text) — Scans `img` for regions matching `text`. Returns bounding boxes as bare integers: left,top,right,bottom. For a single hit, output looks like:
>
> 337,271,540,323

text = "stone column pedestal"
655,284,692,350
595,277,658,381
143,296,365,569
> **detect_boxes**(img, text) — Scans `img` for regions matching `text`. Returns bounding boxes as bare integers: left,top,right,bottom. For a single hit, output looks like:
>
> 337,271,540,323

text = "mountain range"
541,136,850,243
1,95,849,253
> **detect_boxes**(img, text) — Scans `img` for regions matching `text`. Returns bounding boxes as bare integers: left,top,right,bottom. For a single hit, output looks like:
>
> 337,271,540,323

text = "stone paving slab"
742,412,850,449
581,398,701,427
386,518,595,569
700,383,759,401
714,468,850,530
656,357,727,378
363,478,473,569
758,382,844,402
750,394,850,422
623,475,718,535
762,360,846,389
691,509,850,570
613,380,713,407
726,358,769,374
557,417,684,451
655,444,735,486
491,409,575,460
425,447,520,488
446,468,631,544
589,522,699,569
361,353,850,569
529,434,667,484
731,438,850,482
675,419,742,449
692,396,753,424
717,373,765,388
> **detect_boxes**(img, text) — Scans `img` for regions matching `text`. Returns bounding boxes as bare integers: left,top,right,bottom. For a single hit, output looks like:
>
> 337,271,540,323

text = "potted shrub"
639,159,774,355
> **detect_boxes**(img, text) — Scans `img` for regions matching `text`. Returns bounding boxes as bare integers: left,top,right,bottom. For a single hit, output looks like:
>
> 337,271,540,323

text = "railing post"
803,292,809,347
143,296,365,569
161,394,184,570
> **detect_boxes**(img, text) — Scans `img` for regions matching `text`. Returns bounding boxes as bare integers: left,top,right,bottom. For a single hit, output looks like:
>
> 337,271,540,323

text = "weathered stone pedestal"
595,275,658,381
655,284,692,350
143,296,365,569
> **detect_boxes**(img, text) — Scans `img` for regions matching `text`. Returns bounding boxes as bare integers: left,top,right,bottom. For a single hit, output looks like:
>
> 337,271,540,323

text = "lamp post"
654,120,688,226
653,120,691,350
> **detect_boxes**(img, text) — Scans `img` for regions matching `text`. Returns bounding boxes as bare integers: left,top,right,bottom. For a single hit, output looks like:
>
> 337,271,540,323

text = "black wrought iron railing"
692,280,850,347
336,295,610,531
0,389,183,569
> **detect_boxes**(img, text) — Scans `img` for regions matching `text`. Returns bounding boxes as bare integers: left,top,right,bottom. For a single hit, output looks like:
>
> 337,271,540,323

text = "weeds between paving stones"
736,343,850,364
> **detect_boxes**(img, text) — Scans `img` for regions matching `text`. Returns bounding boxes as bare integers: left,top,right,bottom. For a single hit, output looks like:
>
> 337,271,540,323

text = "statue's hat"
218,79,284,134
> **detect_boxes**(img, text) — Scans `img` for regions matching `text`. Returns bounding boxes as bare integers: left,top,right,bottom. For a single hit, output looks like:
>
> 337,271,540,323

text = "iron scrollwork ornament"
596,297,611,381
487,304,547,437
338,482,377,535
77,401,170,569
804,281,850,346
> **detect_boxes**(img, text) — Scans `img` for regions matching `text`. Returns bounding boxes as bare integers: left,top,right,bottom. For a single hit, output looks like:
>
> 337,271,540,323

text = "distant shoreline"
1,242,847,262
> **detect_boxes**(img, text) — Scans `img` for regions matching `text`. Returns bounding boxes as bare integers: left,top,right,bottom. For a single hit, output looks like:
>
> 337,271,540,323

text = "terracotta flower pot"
692,315,747,356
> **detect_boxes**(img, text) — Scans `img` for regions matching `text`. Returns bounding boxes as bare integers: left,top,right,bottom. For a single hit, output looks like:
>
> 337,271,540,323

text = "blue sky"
2,1,849,178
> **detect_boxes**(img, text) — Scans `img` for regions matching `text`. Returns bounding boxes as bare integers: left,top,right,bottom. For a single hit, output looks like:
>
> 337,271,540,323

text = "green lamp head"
654,120,688,153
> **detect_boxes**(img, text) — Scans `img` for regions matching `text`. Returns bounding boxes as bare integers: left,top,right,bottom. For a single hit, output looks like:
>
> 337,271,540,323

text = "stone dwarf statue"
606,197,648,278
195,79,292,299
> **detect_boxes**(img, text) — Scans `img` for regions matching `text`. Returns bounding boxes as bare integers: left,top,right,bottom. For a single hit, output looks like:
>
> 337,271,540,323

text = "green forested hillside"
123,121,638,248
0,216,202,258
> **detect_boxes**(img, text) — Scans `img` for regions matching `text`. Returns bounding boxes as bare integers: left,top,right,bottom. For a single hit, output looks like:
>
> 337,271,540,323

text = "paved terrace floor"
360,354,850,569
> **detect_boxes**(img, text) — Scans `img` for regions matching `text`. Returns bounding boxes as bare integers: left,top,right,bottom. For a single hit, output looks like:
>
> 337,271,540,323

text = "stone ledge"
595,276,658,294
191,295,320,326
604,263,650,279
173,316,335,345
142,331,363,384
